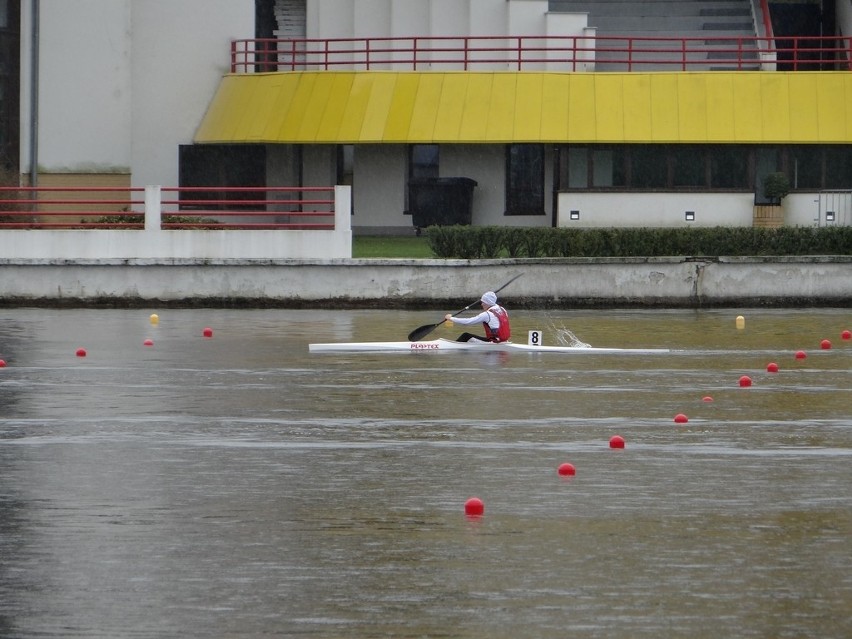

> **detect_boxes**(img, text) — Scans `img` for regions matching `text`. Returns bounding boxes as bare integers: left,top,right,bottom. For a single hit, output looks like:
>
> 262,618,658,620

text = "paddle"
407,273,523,342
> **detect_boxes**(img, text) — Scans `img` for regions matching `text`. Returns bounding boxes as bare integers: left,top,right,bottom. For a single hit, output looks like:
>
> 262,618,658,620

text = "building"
3,0,852,237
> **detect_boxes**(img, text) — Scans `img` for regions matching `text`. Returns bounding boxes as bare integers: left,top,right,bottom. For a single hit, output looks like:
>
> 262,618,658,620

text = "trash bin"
409,177,477,228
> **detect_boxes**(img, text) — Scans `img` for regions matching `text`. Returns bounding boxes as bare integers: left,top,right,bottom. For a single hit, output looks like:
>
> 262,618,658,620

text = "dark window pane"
824,146,852,189
406,144,440,214
178,144,266,210
410,144,439,180
506,144,544,215
0,0,20,173
611,148,627,187
672,146,705,187
710,146,748,188
566,146,588,188
791,146,822,189
337,144,353,186
630,146,667,188
592,147,627,187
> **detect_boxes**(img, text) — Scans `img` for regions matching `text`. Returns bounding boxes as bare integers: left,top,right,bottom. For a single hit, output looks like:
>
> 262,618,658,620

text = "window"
337,145,353,186
565,146,588,188
710,146,748,188
672,146,706,187
178,144,266,210
559,144,846,193
406,144,439,214
630,146,667,189
592,147,626,187
506,144,544,215
824,146,852,189
790,146,821,189
409,144,439,180
0,0,19,173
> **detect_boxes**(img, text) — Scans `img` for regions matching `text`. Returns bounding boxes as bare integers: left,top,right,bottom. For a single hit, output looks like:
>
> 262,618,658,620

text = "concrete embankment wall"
0,257,849,308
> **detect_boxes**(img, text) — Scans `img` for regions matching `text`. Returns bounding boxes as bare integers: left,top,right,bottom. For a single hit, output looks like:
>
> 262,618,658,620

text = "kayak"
308,338,670,354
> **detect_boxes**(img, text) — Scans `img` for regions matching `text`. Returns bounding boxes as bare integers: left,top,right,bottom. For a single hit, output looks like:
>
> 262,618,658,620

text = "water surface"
0,308,850,638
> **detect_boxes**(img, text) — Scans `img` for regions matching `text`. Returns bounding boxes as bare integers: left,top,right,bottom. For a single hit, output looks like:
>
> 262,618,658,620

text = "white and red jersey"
482,305,510,342
449,304,511,342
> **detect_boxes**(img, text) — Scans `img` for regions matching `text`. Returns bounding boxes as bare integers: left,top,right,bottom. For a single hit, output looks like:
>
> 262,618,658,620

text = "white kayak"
309,338,670,354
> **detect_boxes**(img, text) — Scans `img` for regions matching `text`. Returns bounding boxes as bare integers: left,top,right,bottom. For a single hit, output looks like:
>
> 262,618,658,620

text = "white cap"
481,291,497,306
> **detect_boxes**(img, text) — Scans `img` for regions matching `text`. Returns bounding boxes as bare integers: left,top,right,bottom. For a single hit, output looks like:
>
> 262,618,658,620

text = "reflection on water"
0,308,850,638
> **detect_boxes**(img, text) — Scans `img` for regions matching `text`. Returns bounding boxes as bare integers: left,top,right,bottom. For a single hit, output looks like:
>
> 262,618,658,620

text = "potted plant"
763,172,790,205
754,171,790,228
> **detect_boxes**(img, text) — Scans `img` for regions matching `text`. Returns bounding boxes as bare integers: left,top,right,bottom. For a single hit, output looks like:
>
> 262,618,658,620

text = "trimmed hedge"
425,225,852,258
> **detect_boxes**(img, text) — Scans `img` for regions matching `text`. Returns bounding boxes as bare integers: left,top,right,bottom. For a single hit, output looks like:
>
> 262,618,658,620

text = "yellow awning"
194,71,852,144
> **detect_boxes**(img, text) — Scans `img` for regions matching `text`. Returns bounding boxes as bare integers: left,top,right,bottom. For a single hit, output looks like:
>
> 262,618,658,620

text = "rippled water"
0,308,850,638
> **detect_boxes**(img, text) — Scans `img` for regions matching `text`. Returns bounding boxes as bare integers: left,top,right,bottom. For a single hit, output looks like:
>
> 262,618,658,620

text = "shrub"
479,226,506,258
763,172,790,203
423,225,852,258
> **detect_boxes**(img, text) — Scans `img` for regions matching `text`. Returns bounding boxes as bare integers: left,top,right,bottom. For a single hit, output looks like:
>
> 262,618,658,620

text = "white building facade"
9,0,852,235
16,0,253,191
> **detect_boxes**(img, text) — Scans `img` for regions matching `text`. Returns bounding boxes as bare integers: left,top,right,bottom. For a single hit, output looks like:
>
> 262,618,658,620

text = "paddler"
444,291,511,343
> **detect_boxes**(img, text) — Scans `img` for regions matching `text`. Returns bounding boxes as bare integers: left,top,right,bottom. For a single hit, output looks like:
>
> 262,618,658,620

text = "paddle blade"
408,322,440,342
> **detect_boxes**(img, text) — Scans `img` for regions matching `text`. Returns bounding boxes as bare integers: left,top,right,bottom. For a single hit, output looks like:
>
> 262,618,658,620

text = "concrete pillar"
335,185,352,232
144,185,162,232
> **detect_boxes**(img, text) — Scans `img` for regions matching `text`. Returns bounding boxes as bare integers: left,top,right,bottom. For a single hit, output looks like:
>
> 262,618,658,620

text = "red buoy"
609,435,625,449
795,350,807,360
842,329,851,341
674,413,688,423
702,396,713,402
766,362,779,373
143,338,154,347
0,359,6,368
820,339,832,350
464,497,484,517
202,327,213,338
76,348,87,357
739,375,752,387
558,462,576,476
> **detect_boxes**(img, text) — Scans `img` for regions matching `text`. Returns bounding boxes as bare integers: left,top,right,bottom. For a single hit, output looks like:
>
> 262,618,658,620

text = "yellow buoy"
735,315,745,330
150,313,160,325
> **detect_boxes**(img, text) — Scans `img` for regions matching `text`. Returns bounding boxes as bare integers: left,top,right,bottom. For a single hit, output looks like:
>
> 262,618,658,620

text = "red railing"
161,186,335,230
233,34,852,73
759,0,774,40
0,186,145,228
0,186,336,230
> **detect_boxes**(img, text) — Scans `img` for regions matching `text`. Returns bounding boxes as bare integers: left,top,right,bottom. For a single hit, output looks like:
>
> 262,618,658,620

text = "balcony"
232,35,852,74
